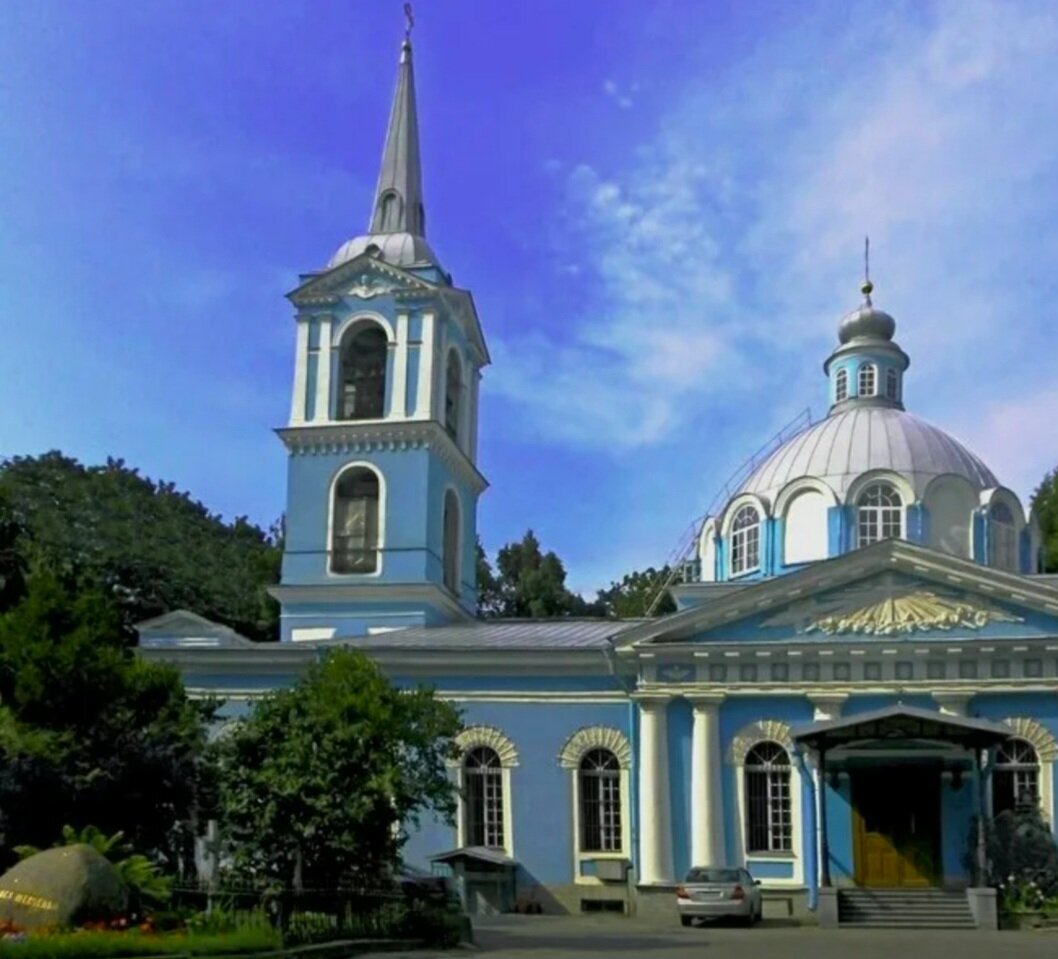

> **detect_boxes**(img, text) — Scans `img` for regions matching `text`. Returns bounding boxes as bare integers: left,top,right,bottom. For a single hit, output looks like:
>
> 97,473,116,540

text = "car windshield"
686,868,742,883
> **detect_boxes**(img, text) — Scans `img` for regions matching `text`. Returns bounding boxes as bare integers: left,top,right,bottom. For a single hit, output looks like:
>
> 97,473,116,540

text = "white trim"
558,726,633,768
392,312,409,418
719,493,770,535
636,696,674,883
689,696,725,867
571,767,632,885
416,311,436,418
845,470,915,511
326,461,386,579
331,310,396,349
290,320,310,424
773,476,840,519
452,726,517,857
469,368,481,462
434,319,448,430
1001,717,1058,823
314,315,333,422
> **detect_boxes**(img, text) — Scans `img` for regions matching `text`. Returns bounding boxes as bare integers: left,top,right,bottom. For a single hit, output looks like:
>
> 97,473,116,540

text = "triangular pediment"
288,253,437,307
612,540,1058,647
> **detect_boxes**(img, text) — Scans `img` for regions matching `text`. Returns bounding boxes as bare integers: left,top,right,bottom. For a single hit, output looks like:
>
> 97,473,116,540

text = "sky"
2,0,1058,596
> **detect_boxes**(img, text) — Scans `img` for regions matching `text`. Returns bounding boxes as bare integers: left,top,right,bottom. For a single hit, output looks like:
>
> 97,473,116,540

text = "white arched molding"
845,469,916,511
326,461,386,579
719,493,771,536
558,727,632,883
450,725,517,856
331,310,397,348
698,518,718,582
728,719,803,888
923,473,977,559
980,487,1027,572
775,479,837,566
558,726,633,768
1002,717,1058,823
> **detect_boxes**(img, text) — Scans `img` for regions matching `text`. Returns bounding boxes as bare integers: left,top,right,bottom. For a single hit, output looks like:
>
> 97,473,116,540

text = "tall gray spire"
369,37,425,236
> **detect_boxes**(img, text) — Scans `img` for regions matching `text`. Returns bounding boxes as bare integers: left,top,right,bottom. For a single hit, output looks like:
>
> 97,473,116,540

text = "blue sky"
2,1,1058,595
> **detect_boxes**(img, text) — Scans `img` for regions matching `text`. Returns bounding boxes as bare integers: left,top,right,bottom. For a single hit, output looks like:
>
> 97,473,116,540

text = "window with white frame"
579,749,622,852
857,483,902,546
885,368,898,400
730,505,761,575
339,324,387,420
745,742,792,853
993,739,1040,815
331,467,380,573
463,746,505,848
989,501,1018,571
858,363,876,397
835,369,848,403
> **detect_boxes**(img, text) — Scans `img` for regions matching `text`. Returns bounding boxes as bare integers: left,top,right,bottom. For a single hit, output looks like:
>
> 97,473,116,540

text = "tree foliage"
1032,466,1058,573
595,566,676,618
0,491,27,615
216,649,462,889
0,575,212,869
0,452,281,640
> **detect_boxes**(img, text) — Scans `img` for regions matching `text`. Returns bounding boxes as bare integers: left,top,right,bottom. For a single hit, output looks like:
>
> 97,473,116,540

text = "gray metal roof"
738,407,998,504
328,232,439,270
342,619,636,650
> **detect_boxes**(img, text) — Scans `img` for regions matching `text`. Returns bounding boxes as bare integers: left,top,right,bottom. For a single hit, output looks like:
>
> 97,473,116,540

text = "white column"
808,693,845,888
391,312,409,418
637,695,673,884
434,318,449,421
689,695,724,868
289,319,309,424
469,368,481,461
416,312,436,418
314,316,333,422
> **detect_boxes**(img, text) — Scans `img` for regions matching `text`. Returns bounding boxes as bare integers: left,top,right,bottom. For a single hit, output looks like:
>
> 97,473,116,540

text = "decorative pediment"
288,255,436,307
759,574,1023,637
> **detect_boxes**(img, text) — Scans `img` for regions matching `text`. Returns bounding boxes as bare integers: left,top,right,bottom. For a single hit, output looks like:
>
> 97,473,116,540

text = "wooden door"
853,767,939,887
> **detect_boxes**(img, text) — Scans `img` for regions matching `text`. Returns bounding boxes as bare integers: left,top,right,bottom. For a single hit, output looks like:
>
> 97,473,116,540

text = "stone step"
839,920,977,929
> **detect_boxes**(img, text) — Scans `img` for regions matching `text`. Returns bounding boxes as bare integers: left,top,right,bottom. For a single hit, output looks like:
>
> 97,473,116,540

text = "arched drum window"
857,483,902,547
745,742,792,853
464,746,504,848
858,363,876,397
331,468,380,573
835,369,849,403
579,749,621,852
339,325,387,421
993,739,1039,815
989,502,1018,572
730,505,761,576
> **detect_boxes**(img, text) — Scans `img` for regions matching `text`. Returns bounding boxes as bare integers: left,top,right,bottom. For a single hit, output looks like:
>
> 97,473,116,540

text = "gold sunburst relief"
804,591,1021,636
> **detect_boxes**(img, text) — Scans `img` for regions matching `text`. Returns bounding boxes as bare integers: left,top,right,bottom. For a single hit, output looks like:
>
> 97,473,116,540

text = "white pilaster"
314,316,333,422
689,695,724,868
434,318,449,422
289,320,309,424
416,312,436,417
469,368,481,461
391,312,409,419
809,693,848,722
637,695,673,884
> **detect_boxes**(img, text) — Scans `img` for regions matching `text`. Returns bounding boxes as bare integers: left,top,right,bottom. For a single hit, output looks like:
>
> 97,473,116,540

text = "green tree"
0,574,212,868
594,566,677,618
1032,466,1058,572
216,648,461,889
0,452,281,640
0,491,26,614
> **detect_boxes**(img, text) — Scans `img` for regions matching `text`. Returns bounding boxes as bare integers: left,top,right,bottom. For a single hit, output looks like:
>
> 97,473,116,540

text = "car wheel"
680,916,694,927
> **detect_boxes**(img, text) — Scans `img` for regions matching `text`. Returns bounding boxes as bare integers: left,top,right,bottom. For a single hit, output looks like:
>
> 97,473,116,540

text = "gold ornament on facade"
804,591,1022,636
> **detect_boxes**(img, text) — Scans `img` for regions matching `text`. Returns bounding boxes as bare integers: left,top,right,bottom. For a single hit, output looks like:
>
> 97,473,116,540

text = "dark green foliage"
0,575,212,869
986,807,1058,895
0,928,280,958
0,491,26,615
0,452,281,641
1032,466,1058,572
216,649,461,889
595,566,676,618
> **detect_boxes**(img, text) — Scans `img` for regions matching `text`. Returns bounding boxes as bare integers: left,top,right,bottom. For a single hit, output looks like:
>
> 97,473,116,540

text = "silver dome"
328,232,440,270
838,304,896,343
738,407,998,504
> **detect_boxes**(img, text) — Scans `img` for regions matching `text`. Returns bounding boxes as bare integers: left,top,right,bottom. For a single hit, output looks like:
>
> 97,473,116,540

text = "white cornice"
267,581,474,621
274,419,488,495
288,255,437,307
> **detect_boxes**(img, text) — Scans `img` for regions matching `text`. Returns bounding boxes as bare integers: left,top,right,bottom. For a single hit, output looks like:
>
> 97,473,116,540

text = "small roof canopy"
791,704,1012,752
429,846,516,870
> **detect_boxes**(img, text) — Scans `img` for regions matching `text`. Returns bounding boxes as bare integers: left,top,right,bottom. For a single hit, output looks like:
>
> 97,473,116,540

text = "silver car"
676,866,763,926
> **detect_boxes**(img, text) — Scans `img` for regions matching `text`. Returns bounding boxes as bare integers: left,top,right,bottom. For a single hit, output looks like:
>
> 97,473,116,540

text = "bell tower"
271,28,489,642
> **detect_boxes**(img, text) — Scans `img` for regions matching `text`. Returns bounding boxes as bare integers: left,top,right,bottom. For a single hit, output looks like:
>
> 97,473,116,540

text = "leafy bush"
988,808,1058,897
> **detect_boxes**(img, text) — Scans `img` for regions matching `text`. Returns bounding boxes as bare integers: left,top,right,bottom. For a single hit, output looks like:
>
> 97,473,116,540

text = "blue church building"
140,28,1058,928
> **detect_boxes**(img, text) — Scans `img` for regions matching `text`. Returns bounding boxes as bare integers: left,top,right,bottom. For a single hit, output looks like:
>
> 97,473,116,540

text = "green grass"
0,927,281,959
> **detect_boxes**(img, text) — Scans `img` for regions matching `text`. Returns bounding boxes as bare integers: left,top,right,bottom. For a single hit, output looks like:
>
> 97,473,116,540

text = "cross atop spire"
368,16,425,237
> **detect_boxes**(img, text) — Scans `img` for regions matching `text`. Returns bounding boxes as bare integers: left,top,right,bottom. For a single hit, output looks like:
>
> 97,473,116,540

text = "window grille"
835,369,848,402
857,483,902,546
464,747,504,848
989,502,1018,571
730,505,761,575
885,368,899,400
339,326,387,420
579,749,622,852
331,468,380,573
993,739,1039,816
858,363,876,397
745,742,792,853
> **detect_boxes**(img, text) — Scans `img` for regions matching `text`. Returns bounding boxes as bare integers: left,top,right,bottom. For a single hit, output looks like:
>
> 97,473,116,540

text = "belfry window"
443,489,460,595
730,505,761,576
857,483,902,546
745,742,792,853
445,350,464,443
858,363,876,397
993,739,1039,815
464,747,504,848
331,467,380,574
339,324,388,420
989,501,1018,572
579,749,622,852
835,369,848,403
885,368,899,400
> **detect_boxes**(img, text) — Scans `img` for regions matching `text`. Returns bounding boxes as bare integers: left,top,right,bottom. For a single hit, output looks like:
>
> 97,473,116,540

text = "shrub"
0,927,280,959
988,808,1058,897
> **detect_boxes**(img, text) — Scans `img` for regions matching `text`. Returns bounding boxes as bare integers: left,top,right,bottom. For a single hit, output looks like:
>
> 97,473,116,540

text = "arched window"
993,739,1040,815
885,368,899,400
835,369,848,403
989,501,1018,571
857,483,902,546
339,325,387,420
376,190,403,232
745,742,791,853
579,749,621,852
444,350,463,443
858,363,876,397
443,489,460,595
464,746,504,848
730,505,761,576
331,468,380,573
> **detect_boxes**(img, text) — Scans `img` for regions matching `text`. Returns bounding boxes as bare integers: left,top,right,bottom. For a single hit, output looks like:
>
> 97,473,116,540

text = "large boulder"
0,845,127,929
